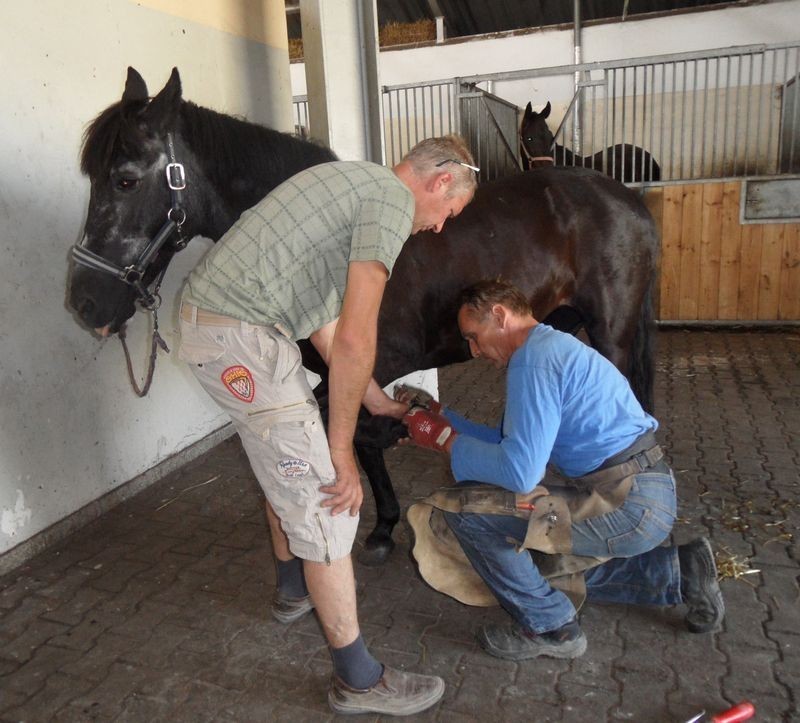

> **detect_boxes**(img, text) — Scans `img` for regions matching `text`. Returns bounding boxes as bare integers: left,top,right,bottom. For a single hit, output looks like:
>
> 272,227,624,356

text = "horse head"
68,67,225,335
520,101,555,168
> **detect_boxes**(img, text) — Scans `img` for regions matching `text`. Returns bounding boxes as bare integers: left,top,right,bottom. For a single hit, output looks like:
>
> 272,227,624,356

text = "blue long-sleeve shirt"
446,324,657,493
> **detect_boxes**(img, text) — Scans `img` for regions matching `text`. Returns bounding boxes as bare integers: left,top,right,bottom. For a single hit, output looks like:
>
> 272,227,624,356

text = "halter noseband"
71,133,188,310
519,134,556,167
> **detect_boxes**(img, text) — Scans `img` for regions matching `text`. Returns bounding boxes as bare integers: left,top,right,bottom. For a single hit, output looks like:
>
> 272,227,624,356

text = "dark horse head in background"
68,67,335,334
520,100,661,182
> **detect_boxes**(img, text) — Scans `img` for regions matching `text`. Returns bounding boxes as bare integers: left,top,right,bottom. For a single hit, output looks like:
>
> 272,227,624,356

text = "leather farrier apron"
407,432,663,610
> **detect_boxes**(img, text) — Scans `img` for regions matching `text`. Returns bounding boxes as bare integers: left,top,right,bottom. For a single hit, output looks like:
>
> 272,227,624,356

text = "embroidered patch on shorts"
221,365,255,403
277,458,311,478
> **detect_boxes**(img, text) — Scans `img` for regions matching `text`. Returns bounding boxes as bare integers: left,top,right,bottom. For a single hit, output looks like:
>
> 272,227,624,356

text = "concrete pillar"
259,0,295,133
299,0,383,162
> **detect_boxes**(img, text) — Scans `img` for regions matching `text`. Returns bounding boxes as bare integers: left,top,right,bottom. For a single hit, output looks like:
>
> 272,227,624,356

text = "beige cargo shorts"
178,304,358,563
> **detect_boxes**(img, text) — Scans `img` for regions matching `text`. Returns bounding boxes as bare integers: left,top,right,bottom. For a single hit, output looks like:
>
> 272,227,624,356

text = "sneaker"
678,537,725,633
477,619,587,660
271,591,314,624
328,665,445,716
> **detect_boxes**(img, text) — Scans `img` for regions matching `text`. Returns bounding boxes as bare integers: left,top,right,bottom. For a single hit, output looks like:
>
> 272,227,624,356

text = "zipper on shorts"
315,513,331,565
246,400,309,417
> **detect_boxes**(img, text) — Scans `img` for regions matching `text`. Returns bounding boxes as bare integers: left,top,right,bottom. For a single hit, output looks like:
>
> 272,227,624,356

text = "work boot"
678,537,725,633
328,665,445,716
477,619,587,661
271,591,314,624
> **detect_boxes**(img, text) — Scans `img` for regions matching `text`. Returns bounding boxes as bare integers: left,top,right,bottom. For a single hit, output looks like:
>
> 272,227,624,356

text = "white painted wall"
0,0,290,559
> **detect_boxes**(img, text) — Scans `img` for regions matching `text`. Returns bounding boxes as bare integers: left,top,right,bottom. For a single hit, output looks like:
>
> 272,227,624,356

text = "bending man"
403,279,725,661
178,136,477,714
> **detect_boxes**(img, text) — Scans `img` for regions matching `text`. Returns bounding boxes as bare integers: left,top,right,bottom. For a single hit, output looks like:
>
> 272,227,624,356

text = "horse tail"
629,273,656,413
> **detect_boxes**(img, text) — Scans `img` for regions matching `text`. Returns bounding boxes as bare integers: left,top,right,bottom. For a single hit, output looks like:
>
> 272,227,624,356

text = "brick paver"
1,329,798,721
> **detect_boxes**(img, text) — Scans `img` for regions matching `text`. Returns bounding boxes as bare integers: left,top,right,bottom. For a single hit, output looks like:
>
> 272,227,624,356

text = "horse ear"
121,67,149,106
524,101,533,118
143,67,182,131
542,101,551,119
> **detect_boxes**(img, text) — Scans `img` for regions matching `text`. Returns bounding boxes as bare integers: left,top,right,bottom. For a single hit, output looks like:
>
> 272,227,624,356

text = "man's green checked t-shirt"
182,161,415,340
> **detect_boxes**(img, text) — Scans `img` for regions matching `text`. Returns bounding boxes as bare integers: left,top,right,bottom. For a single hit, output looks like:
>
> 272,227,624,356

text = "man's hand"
320,448,364,517
402,406,455,453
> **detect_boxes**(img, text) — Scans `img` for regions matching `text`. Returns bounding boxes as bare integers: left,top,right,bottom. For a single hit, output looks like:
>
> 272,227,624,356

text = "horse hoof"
357,538,395,567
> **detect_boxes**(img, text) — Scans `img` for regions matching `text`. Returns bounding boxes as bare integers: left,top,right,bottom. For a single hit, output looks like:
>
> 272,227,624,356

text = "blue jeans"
443,462,681,634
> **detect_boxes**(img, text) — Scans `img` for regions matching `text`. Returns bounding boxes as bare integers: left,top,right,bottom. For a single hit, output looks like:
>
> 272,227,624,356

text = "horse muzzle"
68,265,136,334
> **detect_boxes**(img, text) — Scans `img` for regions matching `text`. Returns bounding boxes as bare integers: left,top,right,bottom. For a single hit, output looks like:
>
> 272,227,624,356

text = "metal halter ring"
137,290,162,312
168,207,187,226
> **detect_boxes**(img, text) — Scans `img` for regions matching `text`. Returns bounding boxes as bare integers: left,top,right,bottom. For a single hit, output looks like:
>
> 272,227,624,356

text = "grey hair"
401,134,478,197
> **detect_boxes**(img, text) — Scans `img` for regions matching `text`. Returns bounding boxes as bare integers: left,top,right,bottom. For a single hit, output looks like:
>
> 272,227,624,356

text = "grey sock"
276,557,308,598
331,634,383,690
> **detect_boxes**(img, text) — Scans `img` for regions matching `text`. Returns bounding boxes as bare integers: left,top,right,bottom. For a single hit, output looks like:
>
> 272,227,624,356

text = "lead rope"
119,268,171,397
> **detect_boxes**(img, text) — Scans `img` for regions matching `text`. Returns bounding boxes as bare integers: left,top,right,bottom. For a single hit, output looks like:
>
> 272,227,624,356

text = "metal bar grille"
297,41,800,184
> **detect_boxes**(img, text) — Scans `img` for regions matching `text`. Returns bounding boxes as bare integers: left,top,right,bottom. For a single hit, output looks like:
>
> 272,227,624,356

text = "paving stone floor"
1,329,798,722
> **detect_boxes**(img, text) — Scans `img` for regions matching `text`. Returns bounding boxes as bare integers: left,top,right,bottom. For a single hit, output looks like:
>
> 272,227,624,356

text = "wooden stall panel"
678,184,703,319
779,224,800,320
717,182,743,320
758,224,785,319
659,185,684,320
645,180,800,321
737,224,764,318
697,183,724,319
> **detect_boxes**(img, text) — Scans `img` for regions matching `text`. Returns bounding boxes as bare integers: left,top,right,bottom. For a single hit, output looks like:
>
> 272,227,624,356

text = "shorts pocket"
270,420,317,486
177,324,226,365
248,327,304,383
252,403,336,486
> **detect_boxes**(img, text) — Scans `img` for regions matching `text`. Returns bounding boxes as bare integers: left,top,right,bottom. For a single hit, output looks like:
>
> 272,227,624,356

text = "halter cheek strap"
70,132,188,311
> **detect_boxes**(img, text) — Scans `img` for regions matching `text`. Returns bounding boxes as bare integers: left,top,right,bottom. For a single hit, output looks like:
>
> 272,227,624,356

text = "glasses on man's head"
436,158,481,173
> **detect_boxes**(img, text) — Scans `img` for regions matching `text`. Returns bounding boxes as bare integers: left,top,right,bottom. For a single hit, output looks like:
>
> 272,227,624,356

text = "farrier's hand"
320,447,363,517
402,407,455,453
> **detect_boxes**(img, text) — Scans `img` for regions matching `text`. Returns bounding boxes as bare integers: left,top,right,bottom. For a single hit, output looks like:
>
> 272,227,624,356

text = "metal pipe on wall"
573,0,583,156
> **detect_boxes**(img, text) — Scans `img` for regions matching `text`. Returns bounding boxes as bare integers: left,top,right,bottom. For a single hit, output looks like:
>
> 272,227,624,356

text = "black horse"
69,68,658,565
521,101,661,182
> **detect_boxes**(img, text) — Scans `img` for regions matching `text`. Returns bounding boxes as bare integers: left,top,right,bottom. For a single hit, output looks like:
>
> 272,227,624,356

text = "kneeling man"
402,279,724,660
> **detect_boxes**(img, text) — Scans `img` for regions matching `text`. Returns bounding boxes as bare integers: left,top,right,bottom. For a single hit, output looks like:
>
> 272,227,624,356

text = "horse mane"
178,101,337,202
80,96,338,204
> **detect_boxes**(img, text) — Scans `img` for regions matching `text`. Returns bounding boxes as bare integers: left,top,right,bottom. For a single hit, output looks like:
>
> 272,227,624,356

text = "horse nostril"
77,296,95,318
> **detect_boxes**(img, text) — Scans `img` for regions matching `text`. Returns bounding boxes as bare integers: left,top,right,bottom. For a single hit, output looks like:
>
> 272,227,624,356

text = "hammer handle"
711,701,755,723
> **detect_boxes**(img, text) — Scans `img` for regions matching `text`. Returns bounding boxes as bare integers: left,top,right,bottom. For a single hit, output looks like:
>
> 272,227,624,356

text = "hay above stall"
289,19,436,60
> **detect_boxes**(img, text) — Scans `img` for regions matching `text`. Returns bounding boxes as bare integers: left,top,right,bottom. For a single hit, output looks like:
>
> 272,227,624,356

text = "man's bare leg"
265,501,292,561
303,556,359,647
265,508,443,714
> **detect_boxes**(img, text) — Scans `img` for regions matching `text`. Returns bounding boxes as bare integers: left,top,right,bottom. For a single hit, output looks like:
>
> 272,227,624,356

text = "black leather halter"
71,133,188,310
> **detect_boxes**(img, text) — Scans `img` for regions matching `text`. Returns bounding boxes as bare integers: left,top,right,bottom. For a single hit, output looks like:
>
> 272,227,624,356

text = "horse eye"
116,177,140,191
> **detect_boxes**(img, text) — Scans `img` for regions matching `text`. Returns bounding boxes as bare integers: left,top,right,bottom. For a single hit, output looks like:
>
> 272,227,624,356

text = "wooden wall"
643,181,800,321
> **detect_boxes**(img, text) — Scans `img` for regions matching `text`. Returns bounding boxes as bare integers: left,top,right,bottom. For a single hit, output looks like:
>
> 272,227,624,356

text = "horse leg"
541,305,584,336
354,443,398,566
